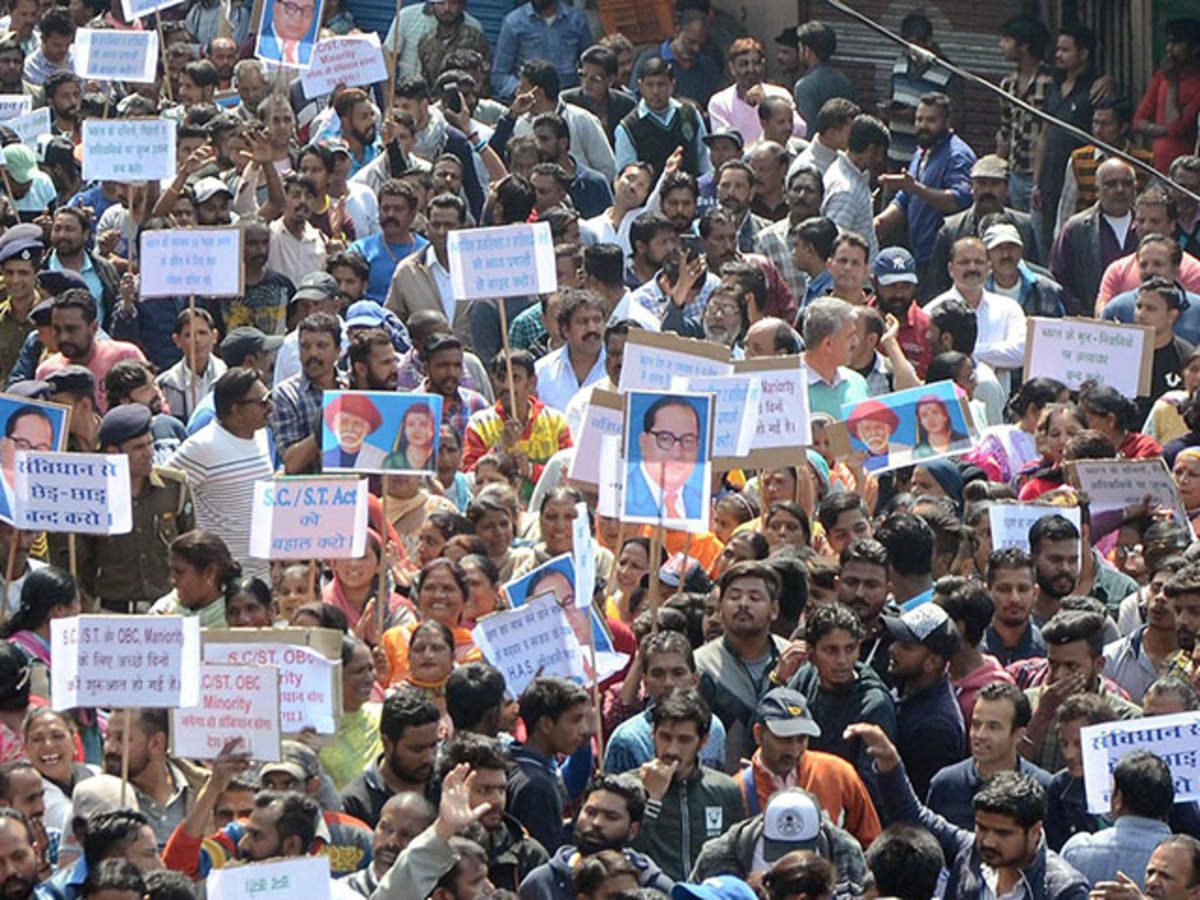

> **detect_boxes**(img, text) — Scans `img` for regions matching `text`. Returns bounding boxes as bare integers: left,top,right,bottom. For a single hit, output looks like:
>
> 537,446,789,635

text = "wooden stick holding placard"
0,530,16,625
119,707,131,804
647,528,662,634
376,477,390,637
68,534,76,578
587,625,603,756
188,295,198,415
155,13,172,103
497,300,520,427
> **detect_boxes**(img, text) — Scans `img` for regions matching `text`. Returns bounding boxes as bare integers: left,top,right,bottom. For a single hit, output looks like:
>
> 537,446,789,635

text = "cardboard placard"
1024,316,1154,397
120,0,184,23
51,615,201,710
249,477,368,559
139,227,243,298
300,33,387,98
171,663,282,761
12,452,131,534
571,501,594,608
447,222,557,301
1081,712,1200,813
472,595,586,697
201,628,343,733
206,856,332,900
617,329,732,393
595,434,622,518
0,393,71,526
1065,457,1195,538
75,28,158,83
987,501,1082,554
81,118,176,182
254,0,324,69
671,373,758,468
6,107,50,145
320,391,443,475
566,389,623,490
724,355,812,469
0,94,31,121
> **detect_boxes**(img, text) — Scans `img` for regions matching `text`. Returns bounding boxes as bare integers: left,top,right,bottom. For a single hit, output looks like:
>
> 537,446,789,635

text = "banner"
51,615,201,710
75,28,158,83
249,477,368,559
300,33,387,98
139,228,243,298
12,452,131,534
320,391,442,475
0,94,31,121
566,389,622,490
171,663,282,761
617,330,733,393
81,118,176,182
206,856,331,900
1024,317,1154,397
448,222,557,301
1081,712,1200,813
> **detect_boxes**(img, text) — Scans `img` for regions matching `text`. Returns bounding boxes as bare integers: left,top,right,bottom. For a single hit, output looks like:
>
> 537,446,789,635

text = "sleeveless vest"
619,102,701,178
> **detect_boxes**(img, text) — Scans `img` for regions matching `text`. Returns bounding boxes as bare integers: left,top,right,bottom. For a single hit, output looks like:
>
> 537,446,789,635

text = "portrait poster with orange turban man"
321,390,443,474
843,380,977,473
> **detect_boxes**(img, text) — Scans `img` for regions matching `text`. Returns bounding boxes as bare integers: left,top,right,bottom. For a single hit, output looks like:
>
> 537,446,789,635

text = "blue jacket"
1102,286,1200,345
1062,815,1173,888
927,757,1053,830
895,676,965,800
518,844,673,900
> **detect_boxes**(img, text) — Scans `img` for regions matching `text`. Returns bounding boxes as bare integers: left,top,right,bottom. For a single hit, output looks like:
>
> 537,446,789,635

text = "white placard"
51,615,201,710
596,434,622,518
1067,458,1195,538
7,107,50,145
672,373,759,459
566,390,623,489
171,663,281,761
471,594,586,697
75,28,158,83
13,452,131,534
572,502,594,608
120,0,184,23
987,503,1082,554
204,641,338,733
82,118,176,182
249,477,368,559
617,330,733,393
139,228,243,298
448,222,557,301
733,357,813,459
1081,712,1200,813
206,856,331,900
300,33,387,99
1024,316,1154,397
0,94,31,121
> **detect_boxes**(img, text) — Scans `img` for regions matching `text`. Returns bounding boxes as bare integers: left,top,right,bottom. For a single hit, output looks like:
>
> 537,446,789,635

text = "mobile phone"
680,234,704,259
444,89,463,114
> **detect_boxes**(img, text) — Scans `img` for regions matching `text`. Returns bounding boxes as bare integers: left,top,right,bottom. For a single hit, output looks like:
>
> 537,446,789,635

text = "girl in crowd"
384,473,460,565
437,425,472,511
973,377,1068,484
1,566,80,692
323,529,414,639
150,530,241,628
1018,403,1088,499
386,402,438,471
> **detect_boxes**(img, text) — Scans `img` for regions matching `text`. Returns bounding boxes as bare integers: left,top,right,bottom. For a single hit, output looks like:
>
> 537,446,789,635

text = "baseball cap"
659,552,713,593
702,127,745,152
192,176,233,205
260,739,321,783
881,602,961,658
2,144,37,184
971,154,1010,180
672,877,759,900
219,326,284,365
982,223,1024,250
774,25,800,48
872,246,918,285
754,687,822,739
344,300,389,329
762,788,822,861
36,269,90,298
293,271,338,303
69,774,139,822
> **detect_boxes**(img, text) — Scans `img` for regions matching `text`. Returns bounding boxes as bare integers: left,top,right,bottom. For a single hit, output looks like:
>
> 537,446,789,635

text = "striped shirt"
997,64,1055,176
755,217,807,308
167,423,274,579
822,151,879,263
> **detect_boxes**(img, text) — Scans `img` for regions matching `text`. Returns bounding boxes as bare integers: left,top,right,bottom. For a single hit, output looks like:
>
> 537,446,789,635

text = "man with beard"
756,164,825,302
517,773,671,900
207,36,237,89
627,246,720,329
69,404,192,613
660,170,699,235
530,114,611,219
44,209,119,325
272,312,343,474
697,283,746,352
874,92,976,295
103,360,188,463
1027,515,1133,627
867,246,931,376
349,180,427,304
928,155,1037,300
37,291,144,413
334,89,381,179
346,327,398,394
716,160,769,254
981,548,1047,666
420,333,487,442
229,217,294,336
416,0,490,87
709,38,804,148
533,290,606,412
387,194,468,342
37,809,164,900
1161,564,1200,688
0,810,37,900
625,212,680,289
437,735,548,892
43,71,81,144
848,723,1089,900
341,688,439,829
103,710,206,847
231,59,269,123
334,793,436,898
268,173,328,289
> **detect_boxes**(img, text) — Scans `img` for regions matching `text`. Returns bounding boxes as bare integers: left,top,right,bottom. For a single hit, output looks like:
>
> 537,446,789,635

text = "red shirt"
36,339,147,413
1134,68,1200,172
867,294,932,376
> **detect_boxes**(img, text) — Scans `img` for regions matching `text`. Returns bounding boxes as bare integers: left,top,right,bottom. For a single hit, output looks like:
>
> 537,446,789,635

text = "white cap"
982,223,1024,249
762,788,821,861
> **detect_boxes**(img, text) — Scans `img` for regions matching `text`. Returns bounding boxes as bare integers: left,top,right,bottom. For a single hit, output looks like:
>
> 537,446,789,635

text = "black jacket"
517,845,674,900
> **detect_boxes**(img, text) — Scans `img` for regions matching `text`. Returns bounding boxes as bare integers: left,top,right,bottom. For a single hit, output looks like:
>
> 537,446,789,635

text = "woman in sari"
386,402,438,471
380,558,481,685
913,394,969,459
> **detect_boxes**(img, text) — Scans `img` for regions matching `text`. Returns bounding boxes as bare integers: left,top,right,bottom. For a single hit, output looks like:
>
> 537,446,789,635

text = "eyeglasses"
238,394,271,408
11,437,51,451
275,0,314,16
647,430,699,451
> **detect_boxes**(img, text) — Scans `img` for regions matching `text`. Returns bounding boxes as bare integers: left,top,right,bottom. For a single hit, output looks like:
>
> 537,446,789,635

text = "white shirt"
534,344,606,413
927,286,1027,392
2,558,47,617
792,138,840,177
424,245,454,323
1103,210,1132,248
565,376,617,443
267,218,328,288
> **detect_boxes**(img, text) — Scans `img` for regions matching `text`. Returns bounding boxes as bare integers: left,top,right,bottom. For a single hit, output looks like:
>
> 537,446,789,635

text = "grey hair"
232,58,266,88
802,296,856,348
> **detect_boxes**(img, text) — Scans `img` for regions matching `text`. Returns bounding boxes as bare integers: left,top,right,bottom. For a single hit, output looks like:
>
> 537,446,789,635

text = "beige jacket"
385,250,471,345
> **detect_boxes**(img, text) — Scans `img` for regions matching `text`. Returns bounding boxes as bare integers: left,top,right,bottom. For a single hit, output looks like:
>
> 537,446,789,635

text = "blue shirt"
926,757,1052,830
1103,286,1200,346
631,40,724,107
892,131,976,264
491,2,593,102
348,232,429,304
47,250,103,313
1062,816,1174,889
603,706,727,775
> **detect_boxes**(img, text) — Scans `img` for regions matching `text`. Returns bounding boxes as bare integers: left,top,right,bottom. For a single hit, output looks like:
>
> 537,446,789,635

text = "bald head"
1097,158,1136,217
745,315,800,358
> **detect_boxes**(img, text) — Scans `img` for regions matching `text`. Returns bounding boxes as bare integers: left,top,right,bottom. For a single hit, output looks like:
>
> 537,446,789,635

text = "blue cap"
872,246,918,286
98,403,152,447
0,237,43,266
44,365,95,399
345,301,388,329
6,380,51,400
37,269,90,297
672,877,759,900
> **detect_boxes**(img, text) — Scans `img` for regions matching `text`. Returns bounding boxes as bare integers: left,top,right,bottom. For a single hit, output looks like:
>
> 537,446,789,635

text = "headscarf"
917,459,964,511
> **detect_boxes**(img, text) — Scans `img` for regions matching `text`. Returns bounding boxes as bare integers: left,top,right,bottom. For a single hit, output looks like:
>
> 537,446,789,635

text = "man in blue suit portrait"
625,394,705,522
256,0,322,67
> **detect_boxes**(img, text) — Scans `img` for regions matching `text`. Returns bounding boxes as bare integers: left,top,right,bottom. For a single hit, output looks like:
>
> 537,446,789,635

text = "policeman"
62,403,194,613
44,365,99,451
0,230,45,377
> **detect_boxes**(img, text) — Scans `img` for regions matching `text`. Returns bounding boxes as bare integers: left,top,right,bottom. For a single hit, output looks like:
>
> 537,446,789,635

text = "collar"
805,360,844,388
522,0,563,21
636,98,677,124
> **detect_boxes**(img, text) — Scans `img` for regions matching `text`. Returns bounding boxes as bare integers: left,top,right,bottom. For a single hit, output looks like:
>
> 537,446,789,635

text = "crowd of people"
0,0,1198,899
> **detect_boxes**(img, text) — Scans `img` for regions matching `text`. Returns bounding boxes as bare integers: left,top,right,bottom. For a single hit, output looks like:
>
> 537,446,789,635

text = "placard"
987,502,1082,554
300,33,387,98
0,393,70,525
472,594,586,697
617,329,732,393
843,380,978,473
727,355,812,469
254,0,325,69
1066,457,1195,538
572,501,594,608
566,389,623,490
51,615,201,710
0,94,31,121
12,452,131,534
139,228,243,298
75,28,158,83
1081,712,1200,813
320,391,443,475
120,0,185,23
81,118,176,182
249,476,368,559
206,856,332,900
596,434,622,518
6,107,50,145
621,389,714,533
1024,316,1154,397
447,222,557,301
202,628,342,733
171,663,282,761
